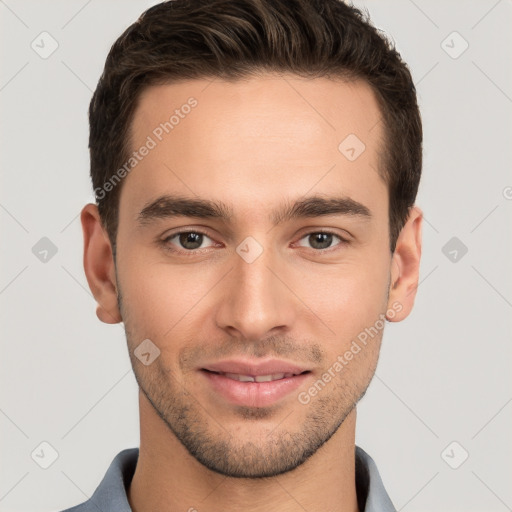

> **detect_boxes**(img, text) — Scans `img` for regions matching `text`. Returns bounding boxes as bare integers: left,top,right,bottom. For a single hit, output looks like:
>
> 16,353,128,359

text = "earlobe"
81,203,122,324
386,205,423,322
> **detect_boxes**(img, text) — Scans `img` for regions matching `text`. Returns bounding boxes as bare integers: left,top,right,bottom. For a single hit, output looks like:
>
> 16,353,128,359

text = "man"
61,0,422,510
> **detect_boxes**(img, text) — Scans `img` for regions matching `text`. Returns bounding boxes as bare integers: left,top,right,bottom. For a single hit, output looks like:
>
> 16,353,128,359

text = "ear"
81,203,122,324
386,205,423,321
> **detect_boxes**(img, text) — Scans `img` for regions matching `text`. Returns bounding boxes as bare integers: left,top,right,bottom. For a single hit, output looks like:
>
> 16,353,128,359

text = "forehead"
121,73,387,225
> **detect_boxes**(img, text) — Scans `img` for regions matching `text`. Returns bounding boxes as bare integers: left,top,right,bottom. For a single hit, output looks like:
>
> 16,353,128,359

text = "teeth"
255,373,285,382
224,373,255,382
222,372,295,382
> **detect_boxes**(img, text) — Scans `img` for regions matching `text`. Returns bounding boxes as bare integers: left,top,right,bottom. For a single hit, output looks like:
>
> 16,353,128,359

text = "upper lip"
201,359,311,376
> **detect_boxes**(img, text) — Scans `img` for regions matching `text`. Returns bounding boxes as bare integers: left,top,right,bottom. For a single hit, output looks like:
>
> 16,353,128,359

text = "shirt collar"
73,446,396,512
355,445,397,512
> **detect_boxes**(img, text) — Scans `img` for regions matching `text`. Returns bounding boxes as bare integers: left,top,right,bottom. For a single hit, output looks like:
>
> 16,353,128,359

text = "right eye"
160,229,219,254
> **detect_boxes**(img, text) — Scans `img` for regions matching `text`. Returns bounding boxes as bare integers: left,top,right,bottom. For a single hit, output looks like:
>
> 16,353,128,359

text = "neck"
128,391,360,512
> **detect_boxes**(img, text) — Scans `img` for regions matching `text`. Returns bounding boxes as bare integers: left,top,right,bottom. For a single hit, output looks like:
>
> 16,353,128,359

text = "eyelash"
159,229,350,256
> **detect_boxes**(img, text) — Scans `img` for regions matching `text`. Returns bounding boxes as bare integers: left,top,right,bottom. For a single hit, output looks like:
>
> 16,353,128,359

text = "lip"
201,359,310,377
199,359,312,407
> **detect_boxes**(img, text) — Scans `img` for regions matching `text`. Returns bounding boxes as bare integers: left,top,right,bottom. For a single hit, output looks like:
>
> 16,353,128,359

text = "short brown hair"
89,0,422,255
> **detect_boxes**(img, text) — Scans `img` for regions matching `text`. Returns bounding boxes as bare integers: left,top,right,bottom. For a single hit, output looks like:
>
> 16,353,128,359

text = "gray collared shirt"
59,445,396,511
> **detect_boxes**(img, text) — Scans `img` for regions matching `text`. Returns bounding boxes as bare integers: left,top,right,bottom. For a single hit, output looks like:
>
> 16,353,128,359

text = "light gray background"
1,1,511,511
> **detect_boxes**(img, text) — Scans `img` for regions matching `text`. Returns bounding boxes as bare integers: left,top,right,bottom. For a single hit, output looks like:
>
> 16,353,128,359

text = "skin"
81,73,422,512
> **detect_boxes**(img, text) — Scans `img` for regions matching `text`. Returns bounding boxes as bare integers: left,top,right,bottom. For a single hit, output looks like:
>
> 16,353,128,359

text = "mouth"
199,367,313,407
201,368,311,382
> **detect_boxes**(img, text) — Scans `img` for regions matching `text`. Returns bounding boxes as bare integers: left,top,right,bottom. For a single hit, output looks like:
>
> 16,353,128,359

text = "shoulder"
56,448,139,512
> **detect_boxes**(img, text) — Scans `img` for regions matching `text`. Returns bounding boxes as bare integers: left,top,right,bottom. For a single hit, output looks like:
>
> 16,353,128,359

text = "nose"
214,239,297,342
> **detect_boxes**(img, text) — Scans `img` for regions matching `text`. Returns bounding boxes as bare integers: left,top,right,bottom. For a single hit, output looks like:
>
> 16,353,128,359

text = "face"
84,73,420,478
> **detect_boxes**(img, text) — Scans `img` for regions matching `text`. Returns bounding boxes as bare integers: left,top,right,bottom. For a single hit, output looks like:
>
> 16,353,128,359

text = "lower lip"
200,370,311,407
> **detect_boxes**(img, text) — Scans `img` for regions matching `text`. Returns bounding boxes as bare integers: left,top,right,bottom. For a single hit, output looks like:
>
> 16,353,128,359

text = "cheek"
308,277,386,385
294,258,390,330
118,253,217,337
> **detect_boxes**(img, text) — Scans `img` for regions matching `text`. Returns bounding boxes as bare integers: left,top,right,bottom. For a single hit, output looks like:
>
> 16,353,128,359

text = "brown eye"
296,231,348,251
162,230,215,252
178,232,204,250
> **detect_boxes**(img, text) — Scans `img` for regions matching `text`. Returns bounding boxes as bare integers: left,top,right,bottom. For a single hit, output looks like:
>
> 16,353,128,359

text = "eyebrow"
136,194,372,227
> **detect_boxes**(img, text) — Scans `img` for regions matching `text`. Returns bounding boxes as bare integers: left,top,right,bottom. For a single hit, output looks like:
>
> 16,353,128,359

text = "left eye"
296,231,347,251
